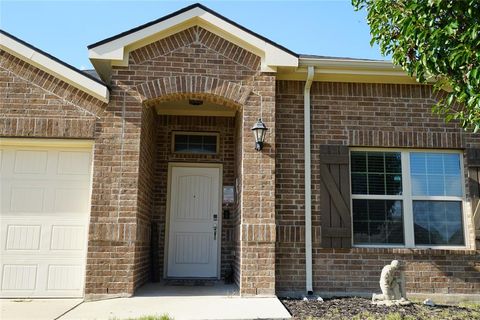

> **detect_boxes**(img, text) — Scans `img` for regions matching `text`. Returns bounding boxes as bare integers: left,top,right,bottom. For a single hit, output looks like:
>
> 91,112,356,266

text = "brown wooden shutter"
467,148,480,247
319,145,351,248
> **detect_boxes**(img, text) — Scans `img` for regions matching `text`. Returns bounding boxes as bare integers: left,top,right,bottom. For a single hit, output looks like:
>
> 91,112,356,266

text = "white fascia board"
1,33,109,103
88,7,298,71
88,8,202,61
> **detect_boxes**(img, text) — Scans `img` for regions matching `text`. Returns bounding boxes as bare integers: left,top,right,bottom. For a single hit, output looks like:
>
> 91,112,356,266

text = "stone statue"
372,260,411,306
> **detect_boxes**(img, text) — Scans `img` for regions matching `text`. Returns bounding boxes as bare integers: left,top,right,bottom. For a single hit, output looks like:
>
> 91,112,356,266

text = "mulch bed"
280,297,480,320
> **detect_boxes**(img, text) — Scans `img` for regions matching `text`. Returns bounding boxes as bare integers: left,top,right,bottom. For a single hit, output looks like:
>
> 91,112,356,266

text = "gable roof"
0,30,109,103
88,3,297,57
88,3,299,80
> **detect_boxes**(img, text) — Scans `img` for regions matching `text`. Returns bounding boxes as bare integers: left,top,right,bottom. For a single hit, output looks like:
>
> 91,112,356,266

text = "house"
0,3,479,301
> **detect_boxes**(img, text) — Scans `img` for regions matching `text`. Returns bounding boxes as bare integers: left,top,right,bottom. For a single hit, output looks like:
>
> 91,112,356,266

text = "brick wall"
134,106,156,288
0,50,104,138
275,80,480,296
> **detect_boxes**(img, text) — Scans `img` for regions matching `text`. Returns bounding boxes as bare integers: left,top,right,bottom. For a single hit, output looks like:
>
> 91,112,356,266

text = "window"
351,150,465,248
172,132,218,155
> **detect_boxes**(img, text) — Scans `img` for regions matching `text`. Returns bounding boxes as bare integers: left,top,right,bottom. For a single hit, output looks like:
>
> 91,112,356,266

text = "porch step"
164,279,217,286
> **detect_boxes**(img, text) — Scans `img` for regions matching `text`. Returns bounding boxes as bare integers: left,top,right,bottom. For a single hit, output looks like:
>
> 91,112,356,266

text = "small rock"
303,296,309,301
317,297,324,302
423,298,435,307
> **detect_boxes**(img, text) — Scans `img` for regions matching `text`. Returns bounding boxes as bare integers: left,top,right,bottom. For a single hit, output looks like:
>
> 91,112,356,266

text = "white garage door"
0,139,93,298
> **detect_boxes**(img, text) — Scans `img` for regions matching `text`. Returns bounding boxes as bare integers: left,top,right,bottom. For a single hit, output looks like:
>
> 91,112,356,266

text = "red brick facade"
1,13,479,301
275,80,480,296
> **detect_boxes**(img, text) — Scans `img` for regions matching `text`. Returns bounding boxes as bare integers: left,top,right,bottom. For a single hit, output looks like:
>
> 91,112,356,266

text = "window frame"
350,147,468,249
171,131,220,155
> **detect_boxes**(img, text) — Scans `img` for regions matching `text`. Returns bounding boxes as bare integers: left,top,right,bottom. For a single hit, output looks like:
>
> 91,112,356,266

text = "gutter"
304,65,314,295
298,57,400,70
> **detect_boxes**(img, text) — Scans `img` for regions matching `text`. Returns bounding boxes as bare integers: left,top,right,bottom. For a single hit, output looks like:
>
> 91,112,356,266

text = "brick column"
239,74,276,296
85,87,143,299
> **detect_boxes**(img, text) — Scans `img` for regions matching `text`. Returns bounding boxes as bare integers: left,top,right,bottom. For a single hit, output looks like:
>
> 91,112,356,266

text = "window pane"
445,175,462,197
427,175,444,196
410,153,462,196
353,199,404,245
174,143,189,153
188,135,203,144
386,174,402,195
351,173,367,194
351,152,367,172
203,135,217,145
411,175,428,195
410,153,426,174
173,134,218,154
204,144,217,153
385,153,402,173
368,174,385,195
350,151,402,196
174,135,188,143
444,154,461,175
413,201,464,246
368,152,385,173
426,153,443,174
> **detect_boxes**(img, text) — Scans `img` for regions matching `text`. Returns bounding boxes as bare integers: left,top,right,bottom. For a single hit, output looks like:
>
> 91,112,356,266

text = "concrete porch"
59,283,291,320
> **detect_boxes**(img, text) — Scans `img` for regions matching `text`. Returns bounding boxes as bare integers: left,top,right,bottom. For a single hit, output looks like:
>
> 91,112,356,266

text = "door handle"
213,225,217,240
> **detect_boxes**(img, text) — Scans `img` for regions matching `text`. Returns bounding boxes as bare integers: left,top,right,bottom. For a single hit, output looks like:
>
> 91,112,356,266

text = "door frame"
163,162,223,279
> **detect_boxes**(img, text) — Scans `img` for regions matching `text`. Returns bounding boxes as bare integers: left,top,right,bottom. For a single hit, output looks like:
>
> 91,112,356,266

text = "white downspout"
304,66,314,295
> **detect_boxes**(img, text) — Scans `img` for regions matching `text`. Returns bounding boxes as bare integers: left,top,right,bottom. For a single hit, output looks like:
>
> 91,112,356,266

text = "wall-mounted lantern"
251,118,268,151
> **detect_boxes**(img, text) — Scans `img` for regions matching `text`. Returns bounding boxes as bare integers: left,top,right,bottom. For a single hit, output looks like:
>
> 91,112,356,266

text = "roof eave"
277,58,421,84
1,30,109,103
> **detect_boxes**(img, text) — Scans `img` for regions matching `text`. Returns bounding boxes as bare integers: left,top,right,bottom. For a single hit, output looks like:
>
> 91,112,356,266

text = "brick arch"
137,76,253,108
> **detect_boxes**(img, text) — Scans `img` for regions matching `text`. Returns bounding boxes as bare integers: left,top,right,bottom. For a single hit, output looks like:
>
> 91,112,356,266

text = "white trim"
0,137,94,148
350,148,468,249
164,162,223,279
1,33,109,103
402,152,415,247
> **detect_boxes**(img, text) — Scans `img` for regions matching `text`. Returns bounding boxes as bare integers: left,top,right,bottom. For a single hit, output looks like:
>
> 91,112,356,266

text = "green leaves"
352,0,480,131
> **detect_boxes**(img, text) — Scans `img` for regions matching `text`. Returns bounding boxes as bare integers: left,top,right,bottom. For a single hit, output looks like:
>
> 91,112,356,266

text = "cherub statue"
372,260,410,306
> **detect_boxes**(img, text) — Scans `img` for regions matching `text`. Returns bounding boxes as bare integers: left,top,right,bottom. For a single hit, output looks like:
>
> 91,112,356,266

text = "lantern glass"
251,118,268,151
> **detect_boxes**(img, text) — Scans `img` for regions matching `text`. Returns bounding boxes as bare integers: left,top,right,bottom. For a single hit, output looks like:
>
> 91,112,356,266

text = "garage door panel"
14,150,48,174
3,220,88,255
47,265,83,291
5,225,42,250
10,187,46,213
50,225,86,251
57,151,91,175
54,188,91,213
1,264,38,291
0,141,92,298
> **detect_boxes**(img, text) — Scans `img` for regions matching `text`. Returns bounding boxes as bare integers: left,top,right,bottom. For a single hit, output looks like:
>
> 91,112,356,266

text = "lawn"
280,297,480,320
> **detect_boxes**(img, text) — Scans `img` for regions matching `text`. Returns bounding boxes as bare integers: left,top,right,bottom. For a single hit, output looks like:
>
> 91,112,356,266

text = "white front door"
0,140,93,298
167,165,221,278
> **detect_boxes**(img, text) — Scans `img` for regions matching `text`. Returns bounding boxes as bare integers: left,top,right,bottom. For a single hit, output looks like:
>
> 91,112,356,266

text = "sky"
0,0,387,70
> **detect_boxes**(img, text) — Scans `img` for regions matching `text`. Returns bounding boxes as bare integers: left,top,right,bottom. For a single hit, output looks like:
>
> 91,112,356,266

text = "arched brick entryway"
85,26,277,298
134,74,276,296
137,76,253,107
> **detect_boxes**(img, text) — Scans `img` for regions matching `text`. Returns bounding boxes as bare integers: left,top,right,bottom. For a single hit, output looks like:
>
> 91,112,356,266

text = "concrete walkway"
59,283,291,320
1,299,82,320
